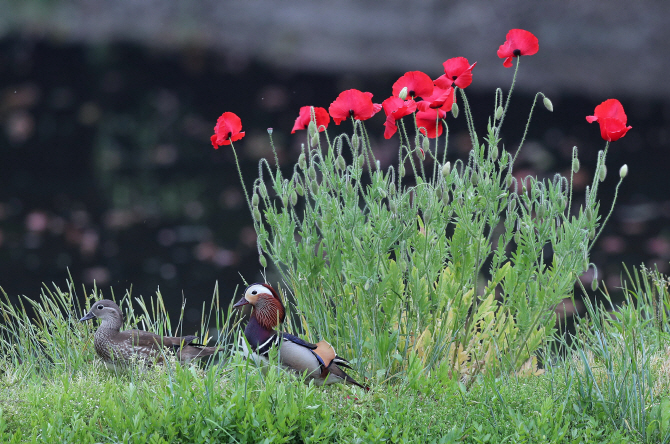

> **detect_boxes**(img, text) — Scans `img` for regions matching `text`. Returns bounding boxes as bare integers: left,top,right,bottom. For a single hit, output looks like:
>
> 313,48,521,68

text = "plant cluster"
211,29,631,384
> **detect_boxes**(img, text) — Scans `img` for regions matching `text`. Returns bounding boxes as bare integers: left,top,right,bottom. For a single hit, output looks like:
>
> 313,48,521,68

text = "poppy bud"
537,204,546,218
441,192,450,205
509,199,517,212
252,193,260,207
400,165,405,177
389,201,397,213
495,106,504,121
585,208,593,222
591,277,598,291
352,134,360,151
598,165,607,183
505,175,513,189
259,183,268,199
619,164,628,179
589,227,596,240
308,166,317,180
422,137,430,154
311,133,320,147
514,230,520,244
358,154,365,166
436,187,443,200
298,153,307,171
281,194,288,207
490,145,499,161
389,182,396,195
451,102,459,118
423,209,431,225
308,121,317,138
542,97,553,112
470,171,479,186
296,183,304,196
259,254,267,268
267,128,273,135
399,87,408,100
336,155,346,171
419,147,426,160
310,180,319,195
571,157,580,174
315,219,322,230
290,190,298,206
253,208,262,221
441,162,451,178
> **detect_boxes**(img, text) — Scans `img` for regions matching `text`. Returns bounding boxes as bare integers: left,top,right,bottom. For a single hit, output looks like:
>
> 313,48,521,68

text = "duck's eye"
97,305,104,310
252,290,257,295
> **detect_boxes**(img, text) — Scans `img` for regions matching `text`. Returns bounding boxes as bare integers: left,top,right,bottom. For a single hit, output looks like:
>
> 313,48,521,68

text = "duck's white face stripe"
244,284,274,305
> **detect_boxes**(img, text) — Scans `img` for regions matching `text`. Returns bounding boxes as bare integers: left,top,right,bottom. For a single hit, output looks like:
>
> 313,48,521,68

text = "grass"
0,272,668,443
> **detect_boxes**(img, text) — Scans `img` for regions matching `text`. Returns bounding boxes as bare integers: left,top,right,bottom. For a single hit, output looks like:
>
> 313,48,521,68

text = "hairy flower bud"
619,164,628,179
398,86,408,100
591,277,598,291
441,162,451,178
441,191,450,205
308,166,317,180
351,134,360,151
470,171,479,186
490,145,499,161
307,120,317,138
290,190,298,206
252,193,260,207
358,154,365,166
451,102,459,118
542,97,553,112
253,208,262,221
259,183,268,199
389,182,396,196
599,165,607,182
336,155,346,171
495,106,504,121
400,165,405,177
298,153,307,171
310,180,319,195
422,136,430,154
571,157,580,174
310,132,319,147
259,254,267,268
296,183,304,196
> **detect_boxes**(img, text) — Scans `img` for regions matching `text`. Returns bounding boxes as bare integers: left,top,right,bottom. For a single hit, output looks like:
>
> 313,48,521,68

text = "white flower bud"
495,106,504,121
441,162,451,178
619,164,628,179
542,97,553,112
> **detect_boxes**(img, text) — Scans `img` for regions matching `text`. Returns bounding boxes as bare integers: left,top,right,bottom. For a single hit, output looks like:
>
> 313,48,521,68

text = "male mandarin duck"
80,299,220,369
234,283,368,390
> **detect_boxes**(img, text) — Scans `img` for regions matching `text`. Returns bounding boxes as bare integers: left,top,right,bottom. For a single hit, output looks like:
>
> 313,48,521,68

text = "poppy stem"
458,89,479,153
511,92,543,166
589,162,621,255
230,142,254,217
495,57,520,139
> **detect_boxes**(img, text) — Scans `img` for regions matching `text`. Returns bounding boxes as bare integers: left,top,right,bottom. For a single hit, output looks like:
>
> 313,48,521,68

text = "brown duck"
80,299,219,369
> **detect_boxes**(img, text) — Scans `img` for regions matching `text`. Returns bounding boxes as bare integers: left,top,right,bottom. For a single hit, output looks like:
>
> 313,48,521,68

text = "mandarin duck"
80,299,220,369
234,283,368,390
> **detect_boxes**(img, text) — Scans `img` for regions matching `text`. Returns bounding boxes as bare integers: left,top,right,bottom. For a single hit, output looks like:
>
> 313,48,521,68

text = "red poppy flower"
416,86,456,112
382,96,417,139
416,108,447,138
291,106,330,134
211,112,245,148
586,99,632,142
391,71,434,100
497,29,539,68
329,89,382,125
434,57,477,89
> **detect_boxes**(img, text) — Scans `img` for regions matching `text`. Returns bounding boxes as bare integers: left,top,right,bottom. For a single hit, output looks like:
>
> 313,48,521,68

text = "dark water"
1,35,668,332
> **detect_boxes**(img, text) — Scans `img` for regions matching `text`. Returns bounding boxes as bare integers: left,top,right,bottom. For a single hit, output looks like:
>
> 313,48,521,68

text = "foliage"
247,69,623,384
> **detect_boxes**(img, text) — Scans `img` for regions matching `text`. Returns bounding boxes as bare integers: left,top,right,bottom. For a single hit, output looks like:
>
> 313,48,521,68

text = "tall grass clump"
564,265,670,443
0,280,236,374
230,57,628,385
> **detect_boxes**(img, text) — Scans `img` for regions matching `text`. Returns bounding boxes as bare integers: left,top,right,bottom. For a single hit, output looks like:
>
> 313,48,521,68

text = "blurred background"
1,1,669,332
